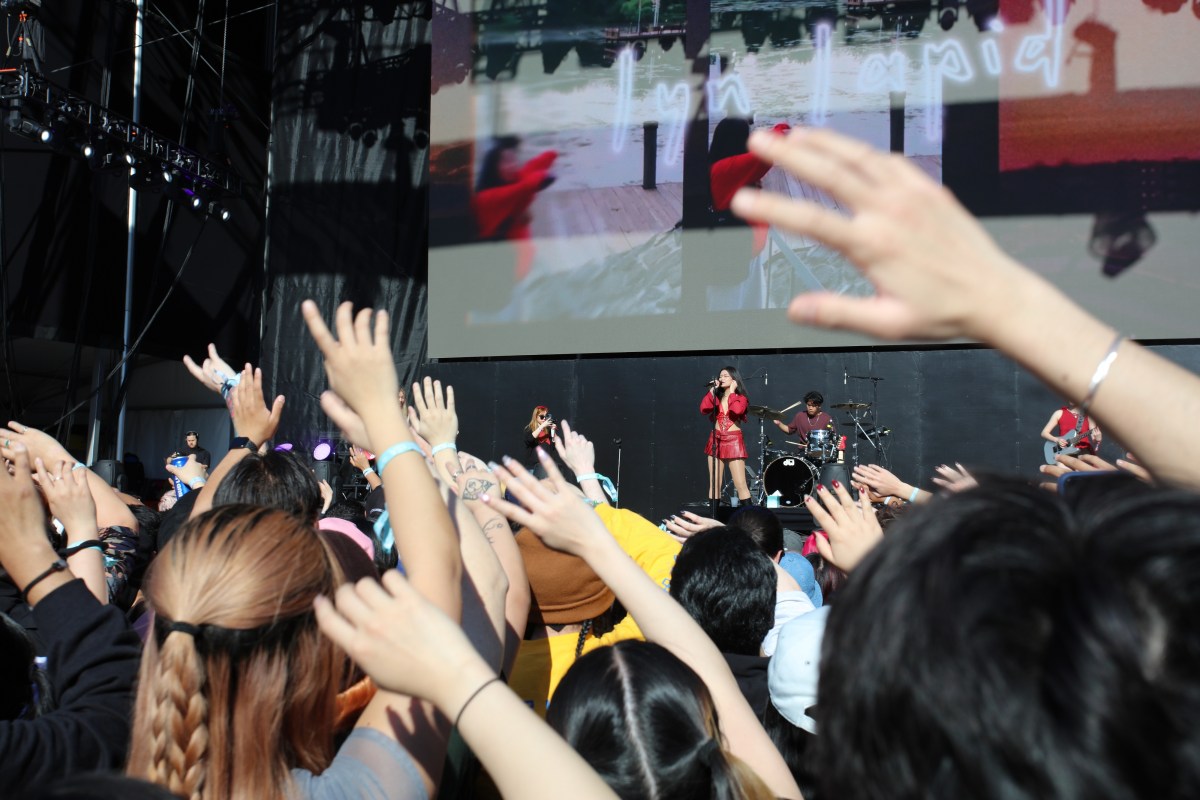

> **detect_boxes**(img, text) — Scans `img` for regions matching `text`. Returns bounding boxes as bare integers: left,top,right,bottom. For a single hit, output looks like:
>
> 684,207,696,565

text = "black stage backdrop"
261,1,430,442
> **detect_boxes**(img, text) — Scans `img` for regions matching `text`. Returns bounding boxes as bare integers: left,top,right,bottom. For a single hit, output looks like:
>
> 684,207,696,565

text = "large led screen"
429,1,1200,358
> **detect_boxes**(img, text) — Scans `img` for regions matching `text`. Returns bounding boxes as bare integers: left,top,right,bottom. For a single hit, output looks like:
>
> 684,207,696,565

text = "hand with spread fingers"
483,450,609,557
408,377,459,450
301,301,404,448
228,365,286,446
852,463,910,499
729,126,1029,341
182,343,238,395
804,481,883,573
931,462,978,493
663,511,723,540
348,446,372,472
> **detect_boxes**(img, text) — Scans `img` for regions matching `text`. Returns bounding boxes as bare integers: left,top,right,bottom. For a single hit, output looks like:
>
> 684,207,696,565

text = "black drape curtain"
262,2,432,444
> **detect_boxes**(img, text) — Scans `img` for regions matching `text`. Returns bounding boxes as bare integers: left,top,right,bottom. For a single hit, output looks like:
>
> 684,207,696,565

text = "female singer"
701,367,751,504
524,405,559,476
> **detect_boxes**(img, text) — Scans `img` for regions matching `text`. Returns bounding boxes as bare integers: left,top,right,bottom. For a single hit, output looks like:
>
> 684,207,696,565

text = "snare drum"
806,429,837,462
763,456,820,506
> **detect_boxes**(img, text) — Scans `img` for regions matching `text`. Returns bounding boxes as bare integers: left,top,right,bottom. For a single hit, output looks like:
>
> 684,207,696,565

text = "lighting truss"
1,62,242,200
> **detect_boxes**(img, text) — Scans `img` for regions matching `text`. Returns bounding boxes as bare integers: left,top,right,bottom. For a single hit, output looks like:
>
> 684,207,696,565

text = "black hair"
728,506,784,559
548,640,750,800
0,612,53,720
817,476,1200,799
212,450,323,523
709,118,751,165
803,390,824,406
718,365,748,401
476,135,521,192
669,528,776,656
762,700,818,799
323,500,395,574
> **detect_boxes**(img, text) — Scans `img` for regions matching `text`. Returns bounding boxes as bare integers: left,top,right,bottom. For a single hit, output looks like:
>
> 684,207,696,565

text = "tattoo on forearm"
462,477,495,501
482,517,507,544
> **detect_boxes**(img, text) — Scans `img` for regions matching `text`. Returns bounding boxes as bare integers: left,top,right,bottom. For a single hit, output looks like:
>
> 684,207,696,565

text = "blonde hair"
127,505,342,800
526,405,549,432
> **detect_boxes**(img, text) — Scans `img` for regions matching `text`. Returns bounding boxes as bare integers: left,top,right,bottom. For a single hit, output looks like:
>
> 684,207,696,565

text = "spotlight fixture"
206,201,231,222
274,442,294,452
162,164,181,183
312,440,335,461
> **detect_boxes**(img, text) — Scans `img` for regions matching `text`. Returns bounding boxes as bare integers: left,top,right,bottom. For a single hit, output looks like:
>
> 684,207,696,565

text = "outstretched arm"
315,570,616,800
484,450,803,800
730,126,1200,489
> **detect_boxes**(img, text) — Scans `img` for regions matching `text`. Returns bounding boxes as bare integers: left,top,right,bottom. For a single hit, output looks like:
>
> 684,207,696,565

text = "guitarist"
1041,404,1102,459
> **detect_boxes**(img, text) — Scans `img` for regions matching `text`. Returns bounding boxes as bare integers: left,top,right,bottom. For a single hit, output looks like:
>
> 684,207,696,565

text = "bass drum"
763,456,820,506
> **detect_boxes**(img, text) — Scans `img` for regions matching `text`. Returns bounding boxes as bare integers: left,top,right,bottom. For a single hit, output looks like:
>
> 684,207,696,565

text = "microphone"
844,370,847,386
613,438,623,446
703,379,718,388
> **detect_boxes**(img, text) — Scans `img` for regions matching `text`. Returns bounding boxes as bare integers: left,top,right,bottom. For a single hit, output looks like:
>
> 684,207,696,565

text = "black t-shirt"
178,445,212,468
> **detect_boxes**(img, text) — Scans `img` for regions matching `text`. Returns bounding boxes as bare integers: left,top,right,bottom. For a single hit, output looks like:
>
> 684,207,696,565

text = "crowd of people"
3,126,1200,800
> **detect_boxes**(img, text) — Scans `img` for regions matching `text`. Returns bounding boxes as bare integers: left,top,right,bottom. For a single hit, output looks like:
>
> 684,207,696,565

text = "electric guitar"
1044,425,1095,464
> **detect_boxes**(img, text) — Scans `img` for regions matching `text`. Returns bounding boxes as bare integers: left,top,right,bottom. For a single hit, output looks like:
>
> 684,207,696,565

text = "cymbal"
830,401,872,410
747,405,787,421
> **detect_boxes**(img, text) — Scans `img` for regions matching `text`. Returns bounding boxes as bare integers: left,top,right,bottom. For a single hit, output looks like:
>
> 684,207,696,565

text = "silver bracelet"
1078,333,1124,418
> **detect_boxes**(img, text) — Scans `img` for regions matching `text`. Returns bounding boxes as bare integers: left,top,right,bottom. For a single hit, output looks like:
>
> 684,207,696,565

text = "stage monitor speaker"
92,459,127,491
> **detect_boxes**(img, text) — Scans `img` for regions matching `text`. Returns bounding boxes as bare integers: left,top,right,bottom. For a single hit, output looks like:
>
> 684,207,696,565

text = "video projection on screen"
429,1,1200,358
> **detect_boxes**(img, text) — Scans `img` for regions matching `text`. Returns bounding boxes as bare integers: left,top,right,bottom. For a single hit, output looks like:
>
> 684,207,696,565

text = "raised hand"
302,301,400,418
931,462,978,493
483,450,609,557
553,420,595,476
182,343,238,395
730,126,1028,341
164,454,207,487
348,445,372,471
0,444,71,604
408,377,459,449
315,570,492,714
662,511,723,540
805,481,883,573
852,463,908,499
2,421,74,467
35,458,98,537
228,365,285,446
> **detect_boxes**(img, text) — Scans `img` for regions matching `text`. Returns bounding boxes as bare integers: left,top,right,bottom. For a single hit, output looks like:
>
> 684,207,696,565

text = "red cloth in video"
471,150,557,280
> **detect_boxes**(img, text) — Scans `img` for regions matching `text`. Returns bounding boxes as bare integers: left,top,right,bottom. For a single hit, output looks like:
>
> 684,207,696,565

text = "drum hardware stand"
845,375,891,469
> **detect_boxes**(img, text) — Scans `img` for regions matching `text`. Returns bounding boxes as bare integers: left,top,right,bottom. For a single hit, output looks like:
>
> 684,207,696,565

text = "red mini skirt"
705,428,747,459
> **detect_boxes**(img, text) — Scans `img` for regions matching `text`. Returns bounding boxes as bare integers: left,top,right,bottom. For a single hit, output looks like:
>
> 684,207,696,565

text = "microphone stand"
613,438,623,509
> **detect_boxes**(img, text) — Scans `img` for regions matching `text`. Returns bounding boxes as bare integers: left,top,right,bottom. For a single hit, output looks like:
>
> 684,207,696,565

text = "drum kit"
736,384,892,506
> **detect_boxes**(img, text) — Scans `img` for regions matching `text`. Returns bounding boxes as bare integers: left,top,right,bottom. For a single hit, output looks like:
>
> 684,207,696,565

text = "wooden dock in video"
531,182,682,249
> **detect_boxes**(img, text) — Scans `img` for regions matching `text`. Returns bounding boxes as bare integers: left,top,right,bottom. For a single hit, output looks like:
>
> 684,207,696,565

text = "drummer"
774,390,833,445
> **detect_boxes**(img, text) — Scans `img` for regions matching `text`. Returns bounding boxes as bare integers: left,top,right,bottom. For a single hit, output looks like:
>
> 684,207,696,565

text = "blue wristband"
430,442,458,456
575,472,618,503
376,441,424,475
908,487,920,503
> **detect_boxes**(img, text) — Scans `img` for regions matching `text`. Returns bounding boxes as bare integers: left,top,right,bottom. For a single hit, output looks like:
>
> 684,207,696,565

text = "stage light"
274,442,294,452
124,151,137,165
312,440,334,461
162,165,180,183
207,201,231,222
